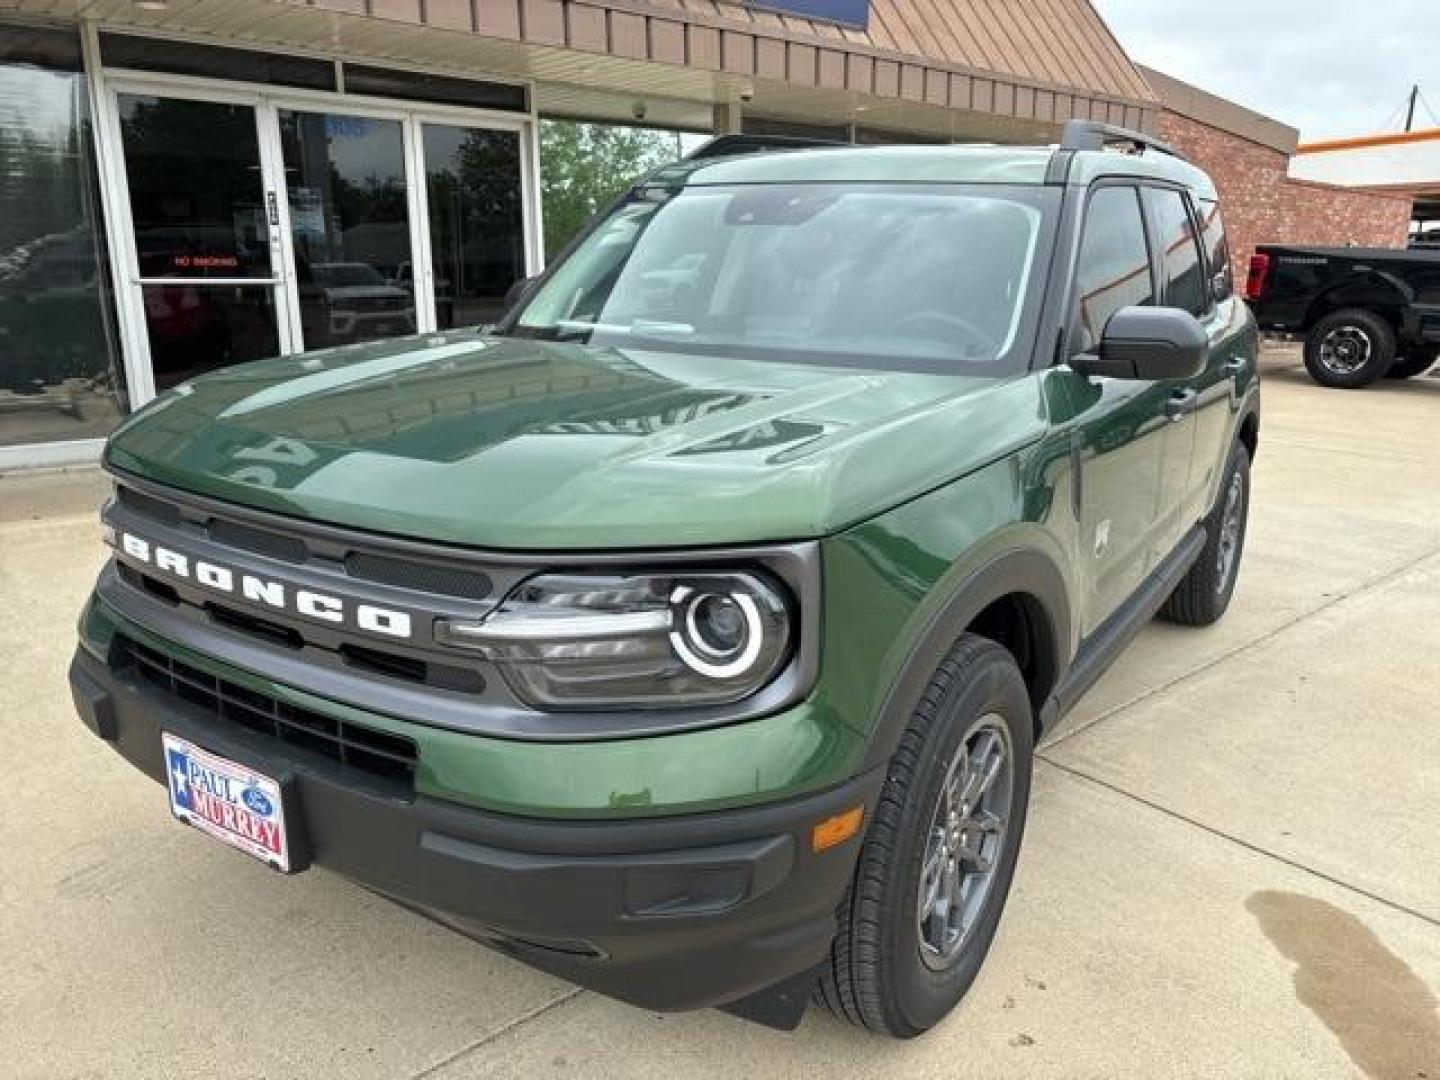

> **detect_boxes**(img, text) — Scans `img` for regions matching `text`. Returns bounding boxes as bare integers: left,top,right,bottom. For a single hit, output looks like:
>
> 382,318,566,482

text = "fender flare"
858,548,1073,773
1232,390,1261,467
1302,274,1410,330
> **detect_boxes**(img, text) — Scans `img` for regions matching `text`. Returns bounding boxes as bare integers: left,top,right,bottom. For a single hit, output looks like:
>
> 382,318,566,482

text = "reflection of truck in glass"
0,226,113,412
390,261,452,328
299,262,415,345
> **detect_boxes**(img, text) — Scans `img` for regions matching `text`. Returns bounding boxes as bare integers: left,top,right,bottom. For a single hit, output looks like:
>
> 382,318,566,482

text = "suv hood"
106,331,1046,550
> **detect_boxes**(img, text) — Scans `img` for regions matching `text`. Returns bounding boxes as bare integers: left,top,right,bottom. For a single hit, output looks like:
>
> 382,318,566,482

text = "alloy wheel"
1215,469,1245,594
916,714,1014,971
1317,325,1372,376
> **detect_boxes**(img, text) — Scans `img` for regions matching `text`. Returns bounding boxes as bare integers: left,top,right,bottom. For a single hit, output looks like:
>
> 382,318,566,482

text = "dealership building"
0,0,1403,469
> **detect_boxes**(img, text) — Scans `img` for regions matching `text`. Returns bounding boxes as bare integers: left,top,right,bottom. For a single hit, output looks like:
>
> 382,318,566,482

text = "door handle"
1222,358,1248,377
1165,388,1199,421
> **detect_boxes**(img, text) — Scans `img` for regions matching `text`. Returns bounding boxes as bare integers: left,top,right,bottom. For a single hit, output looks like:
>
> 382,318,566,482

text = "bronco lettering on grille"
117,531,413,640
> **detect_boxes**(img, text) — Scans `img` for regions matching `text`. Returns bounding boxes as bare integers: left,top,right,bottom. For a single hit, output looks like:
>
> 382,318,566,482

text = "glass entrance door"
277,109,418,349
419,123,526,329
106,80,535,406
115,92,293,392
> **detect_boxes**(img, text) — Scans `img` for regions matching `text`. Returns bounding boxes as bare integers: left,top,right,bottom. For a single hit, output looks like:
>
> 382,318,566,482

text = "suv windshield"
508,182,1056,373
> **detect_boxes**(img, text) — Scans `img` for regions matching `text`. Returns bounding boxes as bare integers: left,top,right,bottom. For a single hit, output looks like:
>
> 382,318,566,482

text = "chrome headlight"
435,571,792,709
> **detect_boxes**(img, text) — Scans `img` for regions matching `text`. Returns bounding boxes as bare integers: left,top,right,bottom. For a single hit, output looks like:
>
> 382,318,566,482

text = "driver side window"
1072,186,1154,355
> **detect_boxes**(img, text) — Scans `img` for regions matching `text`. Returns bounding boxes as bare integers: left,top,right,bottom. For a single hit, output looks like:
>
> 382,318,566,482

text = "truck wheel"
1303,309,1396,388
816,634,1032,1037
1386,349,1438,379
1160,444,1250,627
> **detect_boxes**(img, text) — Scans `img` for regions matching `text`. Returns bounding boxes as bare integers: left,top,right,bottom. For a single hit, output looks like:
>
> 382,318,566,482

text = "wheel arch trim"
859,549,1073,772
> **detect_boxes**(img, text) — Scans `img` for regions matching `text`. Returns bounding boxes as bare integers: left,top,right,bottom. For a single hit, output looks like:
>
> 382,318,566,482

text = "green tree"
539,122,683,259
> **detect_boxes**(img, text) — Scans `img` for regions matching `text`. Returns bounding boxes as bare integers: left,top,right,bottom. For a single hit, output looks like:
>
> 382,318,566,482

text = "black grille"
345,551,492,600
122,637,417,790
117,484,183,526
208,517,309,564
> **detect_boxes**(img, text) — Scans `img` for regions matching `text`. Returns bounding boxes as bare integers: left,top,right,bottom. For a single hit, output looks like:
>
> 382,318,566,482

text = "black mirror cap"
1077,306,1209,381
503,274,539,314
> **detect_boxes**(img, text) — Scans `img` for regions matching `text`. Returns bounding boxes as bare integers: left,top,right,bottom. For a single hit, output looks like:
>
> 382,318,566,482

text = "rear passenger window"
1197,198,1232,301
1147,188,1207,316
1073,186,1153,353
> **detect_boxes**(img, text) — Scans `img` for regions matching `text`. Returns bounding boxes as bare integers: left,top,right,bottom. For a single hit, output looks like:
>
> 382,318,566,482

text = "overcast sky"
1093,0,1440,142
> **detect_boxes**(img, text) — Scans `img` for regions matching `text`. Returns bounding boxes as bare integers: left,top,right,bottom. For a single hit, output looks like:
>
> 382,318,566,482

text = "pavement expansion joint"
1043,540,1440,753
1035,757,1440,933
409,987,588,1079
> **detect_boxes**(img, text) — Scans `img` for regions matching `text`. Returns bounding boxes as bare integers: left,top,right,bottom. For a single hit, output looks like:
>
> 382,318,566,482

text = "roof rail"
1061,119,1187,162
685,133,849,160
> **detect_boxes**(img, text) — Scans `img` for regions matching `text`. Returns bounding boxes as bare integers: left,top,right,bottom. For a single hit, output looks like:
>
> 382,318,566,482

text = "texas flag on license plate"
163,733,291,872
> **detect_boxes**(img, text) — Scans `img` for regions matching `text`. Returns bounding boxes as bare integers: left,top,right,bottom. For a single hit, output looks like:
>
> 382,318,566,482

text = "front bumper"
69,644,882,1019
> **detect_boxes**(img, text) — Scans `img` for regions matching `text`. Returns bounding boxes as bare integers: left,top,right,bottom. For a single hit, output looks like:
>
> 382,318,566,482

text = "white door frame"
407,109,541,335
90,57,540,411
97,73,302,407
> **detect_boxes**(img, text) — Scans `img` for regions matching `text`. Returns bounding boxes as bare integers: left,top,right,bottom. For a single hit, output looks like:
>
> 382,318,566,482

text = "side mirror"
503,274,539,313
1075,306,1209,381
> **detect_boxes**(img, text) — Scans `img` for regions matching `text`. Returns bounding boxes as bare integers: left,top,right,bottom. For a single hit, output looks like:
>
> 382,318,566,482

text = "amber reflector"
812,805,864,853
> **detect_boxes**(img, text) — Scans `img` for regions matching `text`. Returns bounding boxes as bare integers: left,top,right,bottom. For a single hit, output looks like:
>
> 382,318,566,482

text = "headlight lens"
435,571,792,709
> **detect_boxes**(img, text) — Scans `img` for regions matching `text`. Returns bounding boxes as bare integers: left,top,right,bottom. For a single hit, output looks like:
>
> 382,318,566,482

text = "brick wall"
1155,110,1412,279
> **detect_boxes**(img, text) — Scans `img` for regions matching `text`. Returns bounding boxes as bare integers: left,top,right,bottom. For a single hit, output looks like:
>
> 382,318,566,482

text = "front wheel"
1159,443,1251,627
815,634,1033,1037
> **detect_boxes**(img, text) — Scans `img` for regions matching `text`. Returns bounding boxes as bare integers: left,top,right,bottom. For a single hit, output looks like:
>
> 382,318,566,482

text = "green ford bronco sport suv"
70,122,1258,1037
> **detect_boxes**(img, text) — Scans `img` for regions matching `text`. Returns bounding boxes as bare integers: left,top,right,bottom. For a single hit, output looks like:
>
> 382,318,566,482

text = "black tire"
815,634,1033,1037
1303,308,1396,388
1386,349,1439,379
1159,444,1251,627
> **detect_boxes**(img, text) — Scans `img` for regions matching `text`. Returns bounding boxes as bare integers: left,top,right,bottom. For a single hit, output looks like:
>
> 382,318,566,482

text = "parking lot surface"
3,345,1438,1079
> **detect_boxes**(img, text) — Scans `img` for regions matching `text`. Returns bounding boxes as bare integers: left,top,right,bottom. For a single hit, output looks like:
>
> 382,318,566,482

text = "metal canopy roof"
0,0,1157,139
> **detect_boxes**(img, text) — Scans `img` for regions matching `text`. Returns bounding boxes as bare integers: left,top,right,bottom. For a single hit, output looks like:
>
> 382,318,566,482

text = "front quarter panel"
817,438,1080,770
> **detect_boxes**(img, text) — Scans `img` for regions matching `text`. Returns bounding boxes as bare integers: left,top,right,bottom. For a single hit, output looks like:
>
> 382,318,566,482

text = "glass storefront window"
279,110,417,349
0,26,126,448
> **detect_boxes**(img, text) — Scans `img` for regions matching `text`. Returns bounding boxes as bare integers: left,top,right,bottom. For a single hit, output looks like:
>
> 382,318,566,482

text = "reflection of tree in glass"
119,96,260,219
539,122,681,258
425,128,525,322
1,69,122,405
119,96,266,275
328,167,407,226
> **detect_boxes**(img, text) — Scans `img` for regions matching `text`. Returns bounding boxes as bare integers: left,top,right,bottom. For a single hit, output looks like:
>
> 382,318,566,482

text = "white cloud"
1093,0,1440,141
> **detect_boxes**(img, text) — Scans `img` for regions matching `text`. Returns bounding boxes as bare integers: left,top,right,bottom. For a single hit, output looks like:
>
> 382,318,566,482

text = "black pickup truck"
1245,245,1440,387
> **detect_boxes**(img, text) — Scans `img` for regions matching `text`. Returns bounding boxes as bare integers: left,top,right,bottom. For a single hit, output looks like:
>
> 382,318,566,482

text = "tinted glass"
423,125,525,328
1,25,82,69
344,66,525,112
513,183,1052,373
1073,186,1153,351
141,285,279,391
1197,198,1232,301
101,34,335,91
1148,188,1207,315
0,33,127,447
118,95,270,279
280,110,416,348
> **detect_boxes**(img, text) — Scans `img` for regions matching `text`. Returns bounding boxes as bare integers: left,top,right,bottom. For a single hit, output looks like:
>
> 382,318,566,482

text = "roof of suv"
647,143,1216,200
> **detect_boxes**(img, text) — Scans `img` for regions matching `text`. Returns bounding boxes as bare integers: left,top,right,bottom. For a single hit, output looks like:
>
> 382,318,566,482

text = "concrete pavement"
3,345,1438,1078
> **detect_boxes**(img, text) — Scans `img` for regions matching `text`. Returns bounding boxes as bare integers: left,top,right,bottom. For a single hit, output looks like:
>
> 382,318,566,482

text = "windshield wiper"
528,318,697,342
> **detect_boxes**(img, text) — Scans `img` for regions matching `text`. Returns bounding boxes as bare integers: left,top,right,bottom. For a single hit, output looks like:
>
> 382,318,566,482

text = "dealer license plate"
163,733,291,872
